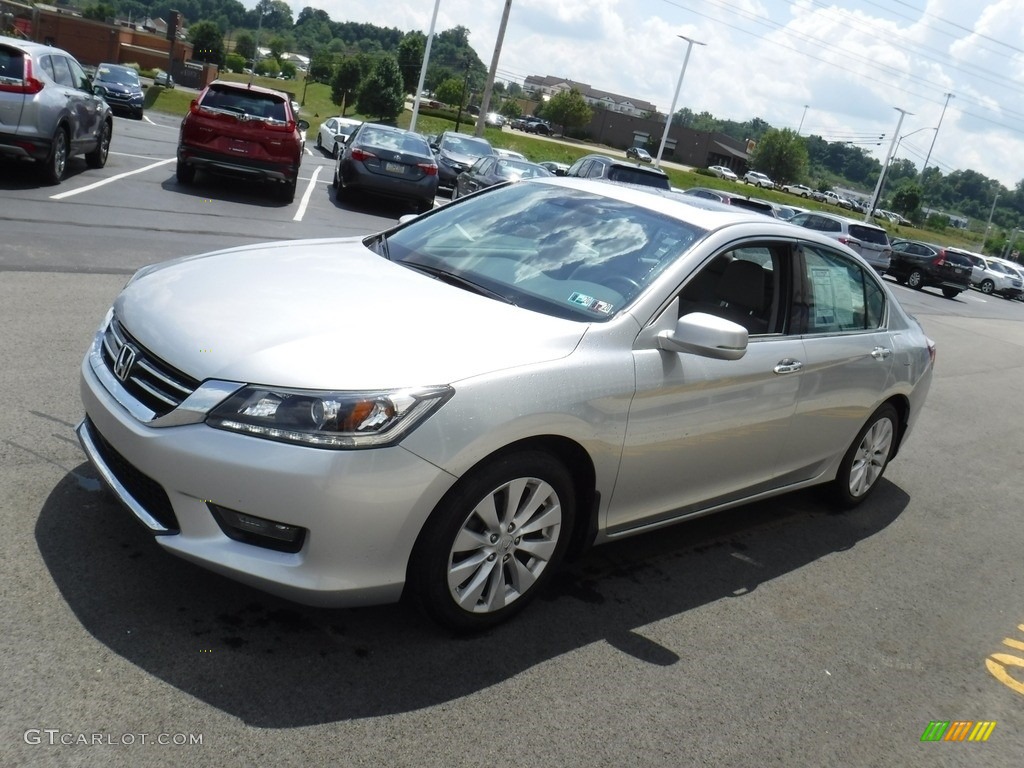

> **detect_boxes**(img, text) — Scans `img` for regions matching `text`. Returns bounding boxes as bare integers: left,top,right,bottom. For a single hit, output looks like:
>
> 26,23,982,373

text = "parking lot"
2,113,1023,767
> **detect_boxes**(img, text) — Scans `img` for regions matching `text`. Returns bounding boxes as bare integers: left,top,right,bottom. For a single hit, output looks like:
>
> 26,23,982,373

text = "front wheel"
407,451,575,632
828,404,898,509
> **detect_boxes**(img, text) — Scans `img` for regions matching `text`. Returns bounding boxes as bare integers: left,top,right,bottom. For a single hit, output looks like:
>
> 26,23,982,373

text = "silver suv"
788,211,892,273
0,36,112,184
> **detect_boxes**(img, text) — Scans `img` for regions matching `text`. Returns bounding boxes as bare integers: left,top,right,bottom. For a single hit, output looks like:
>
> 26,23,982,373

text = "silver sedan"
77,179,935,631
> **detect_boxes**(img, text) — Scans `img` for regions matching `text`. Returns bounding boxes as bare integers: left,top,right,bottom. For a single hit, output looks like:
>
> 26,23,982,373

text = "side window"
39,54,56,82
49,55,75,87
67,57,90,91
476,157,494,175
822,218,842,233
797,245,885,334
586,160,604,179
677,243,788,335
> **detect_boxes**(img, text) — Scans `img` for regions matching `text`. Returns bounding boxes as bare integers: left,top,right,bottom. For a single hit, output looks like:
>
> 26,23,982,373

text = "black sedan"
333,123,439,214
887,240,973,298
452,156,552,199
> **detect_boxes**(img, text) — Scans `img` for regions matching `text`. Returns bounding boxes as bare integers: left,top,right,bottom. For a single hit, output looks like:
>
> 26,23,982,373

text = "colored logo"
920,721,996,742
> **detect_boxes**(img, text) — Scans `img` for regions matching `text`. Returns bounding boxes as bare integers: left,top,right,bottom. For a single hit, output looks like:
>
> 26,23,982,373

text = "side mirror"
297,119,310,131
656,312,748,360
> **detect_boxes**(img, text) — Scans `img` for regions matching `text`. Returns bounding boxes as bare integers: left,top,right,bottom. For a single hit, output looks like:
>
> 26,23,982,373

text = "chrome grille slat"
97,315,200,418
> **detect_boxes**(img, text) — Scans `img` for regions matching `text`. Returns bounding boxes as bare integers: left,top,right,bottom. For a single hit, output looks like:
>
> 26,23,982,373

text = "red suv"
176,80,309,202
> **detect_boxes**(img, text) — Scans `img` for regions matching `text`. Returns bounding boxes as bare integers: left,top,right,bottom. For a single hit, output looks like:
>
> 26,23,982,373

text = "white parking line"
293,165,322,222
50,158,175,200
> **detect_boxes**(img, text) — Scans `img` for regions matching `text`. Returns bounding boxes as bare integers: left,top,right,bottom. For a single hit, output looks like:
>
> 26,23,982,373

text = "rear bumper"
0,131,50,162
178,144,299,183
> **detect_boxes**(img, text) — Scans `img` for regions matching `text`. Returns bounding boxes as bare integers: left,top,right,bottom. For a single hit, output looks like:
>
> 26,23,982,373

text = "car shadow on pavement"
160,175,293,207
37,464,908,728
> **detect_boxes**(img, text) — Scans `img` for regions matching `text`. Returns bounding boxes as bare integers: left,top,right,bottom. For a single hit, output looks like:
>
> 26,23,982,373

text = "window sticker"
568,292,614,314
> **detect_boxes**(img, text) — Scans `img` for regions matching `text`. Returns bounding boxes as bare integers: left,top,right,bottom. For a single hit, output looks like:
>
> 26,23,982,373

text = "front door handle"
774,359,803,374
871,346,892,360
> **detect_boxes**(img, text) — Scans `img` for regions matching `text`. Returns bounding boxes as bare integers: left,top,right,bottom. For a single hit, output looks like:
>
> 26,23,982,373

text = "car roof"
206,79,289,98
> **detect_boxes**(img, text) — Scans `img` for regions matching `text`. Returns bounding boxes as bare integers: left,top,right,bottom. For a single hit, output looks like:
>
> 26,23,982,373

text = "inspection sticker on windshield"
568,292,613,314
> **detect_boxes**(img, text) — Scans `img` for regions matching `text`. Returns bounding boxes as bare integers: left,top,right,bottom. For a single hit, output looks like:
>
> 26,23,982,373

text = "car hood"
114,238,587,389
99,81,141,96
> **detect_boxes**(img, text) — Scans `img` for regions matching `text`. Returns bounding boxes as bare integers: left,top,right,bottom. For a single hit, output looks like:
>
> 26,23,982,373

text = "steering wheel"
603,275,642,297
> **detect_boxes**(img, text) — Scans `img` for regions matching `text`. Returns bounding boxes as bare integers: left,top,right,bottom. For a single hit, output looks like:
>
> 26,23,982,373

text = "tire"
176,159,195,184
417,198,433,214
332,142,340,159
42,126,69,185
979,279,994,294
279,177,297,203
85,120,111,169
408,451,576,632
941,288,960,299
906,269,924,289
828,404,898,509
451,184,460,200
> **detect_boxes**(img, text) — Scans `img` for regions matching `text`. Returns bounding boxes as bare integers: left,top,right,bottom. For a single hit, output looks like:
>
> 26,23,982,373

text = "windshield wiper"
404,262,514,304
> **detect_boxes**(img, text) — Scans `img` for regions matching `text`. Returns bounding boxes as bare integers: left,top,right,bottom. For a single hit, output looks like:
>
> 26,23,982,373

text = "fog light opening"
208,503,306,553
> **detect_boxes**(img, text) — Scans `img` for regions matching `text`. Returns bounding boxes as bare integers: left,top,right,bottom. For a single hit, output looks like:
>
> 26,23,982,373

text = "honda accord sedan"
78,179,935,631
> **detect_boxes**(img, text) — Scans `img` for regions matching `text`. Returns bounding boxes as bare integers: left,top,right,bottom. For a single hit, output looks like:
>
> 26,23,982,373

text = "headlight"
206,385,453,449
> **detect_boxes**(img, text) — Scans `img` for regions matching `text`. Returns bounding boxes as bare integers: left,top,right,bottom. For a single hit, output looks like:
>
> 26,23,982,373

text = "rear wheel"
42,126,69,185
279,177,297,203
408,451,575,632
315,134,322,150
941,287,960,298
828,404,898,509
85,120,111,169
176,159,195,184
906,269,924,289
417,198,433,214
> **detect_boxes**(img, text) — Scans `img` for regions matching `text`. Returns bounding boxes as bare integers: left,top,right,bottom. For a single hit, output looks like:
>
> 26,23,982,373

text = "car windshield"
378,182,705,321
97,66,139,86
989,261,1015,275
441,135,492,156
496,160,550,180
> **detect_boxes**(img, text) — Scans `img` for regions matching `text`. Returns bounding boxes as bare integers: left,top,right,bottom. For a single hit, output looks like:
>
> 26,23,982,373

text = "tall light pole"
797,104,809,135
919,92,953,189
864,106,911,221
655,35,705,168
475,0,514,137
981,192,999,253
409,0,441,133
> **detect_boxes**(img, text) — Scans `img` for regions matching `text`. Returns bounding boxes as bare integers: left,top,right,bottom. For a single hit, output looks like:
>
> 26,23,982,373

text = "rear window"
200,86,288,122
606,166,670,190
359,127,429,155
0,46,26,82
849,225,890,246
942,252,972,268
730,198,774,215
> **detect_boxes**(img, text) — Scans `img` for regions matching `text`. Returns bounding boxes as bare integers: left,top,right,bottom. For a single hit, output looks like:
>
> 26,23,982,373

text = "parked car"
565,153,670,190
821,190,854,209
788,211,892,273
430,130,494,192
91,63,144,119
77,177,935,631
493,147,526,160
677,188,777,217
782,183,813,197
626,146,653,163
744,170,774,188
538,160,569,176
0,36,112,184
993,258,1024,301
886,240,973,298
176,80,309,202
524,119,551,135
484,112,505,128
959,251,1024,298
452,155,552,199
333,122,438,214
316,115,362,158
153,69,174,88
708,165,739,181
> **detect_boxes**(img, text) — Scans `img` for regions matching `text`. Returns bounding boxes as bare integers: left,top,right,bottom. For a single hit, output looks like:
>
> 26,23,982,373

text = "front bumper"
78,342,458,607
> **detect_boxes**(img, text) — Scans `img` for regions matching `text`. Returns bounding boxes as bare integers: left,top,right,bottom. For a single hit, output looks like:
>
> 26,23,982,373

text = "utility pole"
475,0,514,137
453,59,471,133
409,0,441,133
981,192,999,253
919,92,953,192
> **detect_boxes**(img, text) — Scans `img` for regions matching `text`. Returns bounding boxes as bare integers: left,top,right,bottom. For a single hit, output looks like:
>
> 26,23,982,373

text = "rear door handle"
871,346,892,360
774,359,803,374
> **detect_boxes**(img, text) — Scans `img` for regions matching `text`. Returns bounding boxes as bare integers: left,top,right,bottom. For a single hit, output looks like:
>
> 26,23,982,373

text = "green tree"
234,31,256,63
499,99,521,121
332,57,363,115
280,60,296,79
397,32,426,96
890,181,922,217
750,128,808,184
82,3,115,21
543,88,592,135
189,21,225,66
268,36,287,62
308,50,334,84
356,55,405,121
434,77,465,108
225,52,245,72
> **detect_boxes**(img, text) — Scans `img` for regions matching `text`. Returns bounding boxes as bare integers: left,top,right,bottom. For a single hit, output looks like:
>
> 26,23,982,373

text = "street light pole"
655,35,705,168
919,92,953,188
864,106,911,222
409,0,441,133
981,192,999,253
797,104,809,135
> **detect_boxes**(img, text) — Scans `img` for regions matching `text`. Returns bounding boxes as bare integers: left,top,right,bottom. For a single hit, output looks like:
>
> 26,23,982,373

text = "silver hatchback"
78,180,934,631
0,36,112,183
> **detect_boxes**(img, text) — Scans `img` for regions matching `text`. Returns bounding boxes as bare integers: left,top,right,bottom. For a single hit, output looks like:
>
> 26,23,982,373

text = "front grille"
85,418,179,533
100,316,199,418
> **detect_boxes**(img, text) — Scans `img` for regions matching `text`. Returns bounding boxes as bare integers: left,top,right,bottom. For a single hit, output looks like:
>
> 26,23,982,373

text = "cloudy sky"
280,0,1024,188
